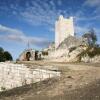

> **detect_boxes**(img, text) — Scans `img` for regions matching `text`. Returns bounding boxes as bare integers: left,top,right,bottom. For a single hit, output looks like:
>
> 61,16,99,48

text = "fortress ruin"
55,15,74,48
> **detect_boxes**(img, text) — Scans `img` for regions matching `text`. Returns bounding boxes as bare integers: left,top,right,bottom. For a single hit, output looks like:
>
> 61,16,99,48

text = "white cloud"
0,0,72,31
75,25,88,35
0,0,100,41
84,0,100,14
0,24,23,35
74,0,100,21
75,25,100,42
84,0,100,7
0,24,50,47
74,0,100,36
75,14,100,22
18,0,68,27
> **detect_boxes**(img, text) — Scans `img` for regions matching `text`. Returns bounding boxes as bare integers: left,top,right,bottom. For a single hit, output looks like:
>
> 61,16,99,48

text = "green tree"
82,29,97,46
0,47,4,62
0,47,4,53
4,51,13,61
0,47,13,62
0,52,4,62
90,29,97,46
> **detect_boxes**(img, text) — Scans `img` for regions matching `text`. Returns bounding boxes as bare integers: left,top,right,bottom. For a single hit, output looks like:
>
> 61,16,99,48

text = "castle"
55,15,74,48
18,15,77,61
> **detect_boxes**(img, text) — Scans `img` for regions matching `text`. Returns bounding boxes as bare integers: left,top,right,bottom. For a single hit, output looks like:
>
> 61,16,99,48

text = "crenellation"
55,15,74,48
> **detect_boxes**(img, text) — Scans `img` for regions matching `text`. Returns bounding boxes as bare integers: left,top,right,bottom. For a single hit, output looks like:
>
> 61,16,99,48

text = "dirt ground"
0,61,100,100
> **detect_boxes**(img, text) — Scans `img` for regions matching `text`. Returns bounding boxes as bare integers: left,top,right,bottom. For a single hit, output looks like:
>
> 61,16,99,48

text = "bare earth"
0,61,100,100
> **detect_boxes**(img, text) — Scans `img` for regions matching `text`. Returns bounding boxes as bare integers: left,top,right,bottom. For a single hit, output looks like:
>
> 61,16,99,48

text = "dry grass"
1,61,100,100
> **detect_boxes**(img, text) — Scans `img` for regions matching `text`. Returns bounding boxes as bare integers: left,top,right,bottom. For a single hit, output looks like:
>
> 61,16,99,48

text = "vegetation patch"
0,47,13,62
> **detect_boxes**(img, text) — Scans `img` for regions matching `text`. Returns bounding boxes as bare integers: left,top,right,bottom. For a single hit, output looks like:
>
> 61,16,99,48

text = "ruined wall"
0,63,60,91
18,49,36,61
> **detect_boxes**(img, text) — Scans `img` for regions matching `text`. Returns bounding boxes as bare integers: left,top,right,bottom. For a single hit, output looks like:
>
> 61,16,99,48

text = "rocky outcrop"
57,36,88,49
47,46,86,62
43,36,88,62
81,55,100,63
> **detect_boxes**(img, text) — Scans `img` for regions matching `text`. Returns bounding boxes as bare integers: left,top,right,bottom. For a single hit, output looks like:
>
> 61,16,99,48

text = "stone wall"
0,63,60,91
18,49,36,61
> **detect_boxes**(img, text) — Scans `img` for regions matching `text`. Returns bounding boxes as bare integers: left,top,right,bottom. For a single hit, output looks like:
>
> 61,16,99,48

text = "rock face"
57,36,88,49
81,55,100,63
43,36,88,62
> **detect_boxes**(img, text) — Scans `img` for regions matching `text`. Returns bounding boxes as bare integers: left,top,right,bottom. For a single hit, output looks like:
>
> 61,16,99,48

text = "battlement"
55,15,74,48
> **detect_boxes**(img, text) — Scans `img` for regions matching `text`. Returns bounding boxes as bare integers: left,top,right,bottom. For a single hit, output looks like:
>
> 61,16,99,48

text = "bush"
78,46,100,60
42,51,48,56
69,47,77,53
1,86,6,91
0,47,13,62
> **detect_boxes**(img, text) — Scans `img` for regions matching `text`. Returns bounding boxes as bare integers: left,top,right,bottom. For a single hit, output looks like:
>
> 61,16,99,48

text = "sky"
0,0,100,60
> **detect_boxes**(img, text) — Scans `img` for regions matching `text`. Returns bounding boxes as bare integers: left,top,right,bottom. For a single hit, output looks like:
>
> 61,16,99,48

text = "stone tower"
55,15,74,48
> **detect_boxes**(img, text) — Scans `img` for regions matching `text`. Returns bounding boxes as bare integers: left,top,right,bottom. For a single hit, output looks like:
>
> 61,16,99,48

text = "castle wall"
55,15,74,48
18,49,36,61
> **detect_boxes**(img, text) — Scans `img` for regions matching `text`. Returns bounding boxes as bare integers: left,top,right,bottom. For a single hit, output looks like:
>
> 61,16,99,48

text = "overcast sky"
0,0,100,59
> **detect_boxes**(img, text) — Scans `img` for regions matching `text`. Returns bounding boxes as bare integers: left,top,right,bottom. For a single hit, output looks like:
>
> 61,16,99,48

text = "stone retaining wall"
0,63,60,91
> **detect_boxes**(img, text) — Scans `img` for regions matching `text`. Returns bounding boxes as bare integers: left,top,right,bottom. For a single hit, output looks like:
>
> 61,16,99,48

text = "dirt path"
0,62,100,100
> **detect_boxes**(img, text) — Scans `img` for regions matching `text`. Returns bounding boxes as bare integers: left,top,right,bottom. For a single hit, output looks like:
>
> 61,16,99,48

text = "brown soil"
0,62,100,100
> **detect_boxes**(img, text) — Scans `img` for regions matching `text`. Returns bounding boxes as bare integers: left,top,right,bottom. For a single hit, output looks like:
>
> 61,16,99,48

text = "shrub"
1,86,6,91
78,46,100,60
69,47,77,53
0,47,13,62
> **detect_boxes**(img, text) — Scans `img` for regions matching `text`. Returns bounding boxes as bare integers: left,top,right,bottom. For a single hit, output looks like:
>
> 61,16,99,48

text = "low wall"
0,63,60,91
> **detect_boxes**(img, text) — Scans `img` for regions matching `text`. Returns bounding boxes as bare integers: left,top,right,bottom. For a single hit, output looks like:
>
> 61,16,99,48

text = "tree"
0,47,13,62
0,52,4,62
90,29,97,46
0,47,4,62
4,51,13,61
82,32,91,45
82,29,97,46
0,47,4,53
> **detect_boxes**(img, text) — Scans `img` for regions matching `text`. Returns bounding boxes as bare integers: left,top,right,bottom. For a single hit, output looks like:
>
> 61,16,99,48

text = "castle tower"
55,15,74,48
